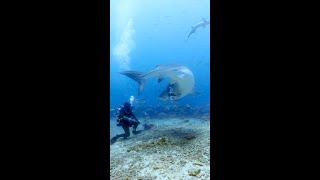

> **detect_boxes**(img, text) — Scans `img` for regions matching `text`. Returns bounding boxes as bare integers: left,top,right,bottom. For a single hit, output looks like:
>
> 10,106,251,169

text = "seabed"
110,117,210,180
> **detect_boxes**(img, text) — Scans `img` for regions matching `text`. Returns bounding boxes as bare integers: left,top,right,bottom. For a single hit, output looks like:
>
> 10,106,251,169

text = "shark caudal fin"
119,71,146,95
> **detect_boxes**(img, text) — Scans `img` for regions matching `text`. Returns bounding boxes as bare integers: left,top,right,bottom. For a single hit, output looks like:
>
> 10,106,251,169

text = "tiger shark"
186,18,210,40
119,64,195,101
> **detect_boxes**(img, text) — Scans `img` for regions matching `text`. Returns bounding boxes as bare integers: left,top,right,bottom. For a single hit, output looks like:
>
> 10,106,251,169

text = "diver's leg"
111,134,123,144
122,126,130,138
132,122,139,134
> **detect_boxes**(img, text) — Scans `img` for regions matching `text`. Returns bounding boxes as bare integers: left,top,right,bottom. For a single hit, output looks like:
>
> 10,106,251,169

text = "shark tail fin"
119,71,146,95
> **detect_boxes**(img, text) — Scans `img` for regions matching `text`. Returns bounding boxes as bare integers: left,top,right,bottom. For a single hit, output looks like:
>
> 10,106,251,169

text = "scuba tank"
129,95,135,107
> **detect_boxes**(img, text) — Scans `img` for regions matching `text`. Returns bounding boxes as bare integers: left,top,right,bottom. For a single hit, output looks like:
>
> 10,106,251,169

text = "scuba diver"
110,97,141,144
116,102,140,138
110,96,154,145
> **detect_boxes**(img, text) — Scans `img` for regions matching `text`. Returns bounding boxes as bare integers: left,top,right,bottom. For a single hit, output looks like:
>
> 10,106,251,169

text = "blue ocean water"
110,0,210,112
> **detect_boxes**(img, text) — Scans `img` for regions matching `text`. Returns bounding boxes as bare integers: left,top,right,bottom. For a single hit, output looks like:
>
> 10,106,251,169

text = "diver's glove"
130,118,140,124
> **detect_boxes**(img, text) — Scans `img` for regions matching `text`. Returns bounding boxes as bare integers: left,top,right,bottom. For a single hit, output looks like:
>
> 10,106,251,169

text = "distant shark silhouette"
186,18,210,40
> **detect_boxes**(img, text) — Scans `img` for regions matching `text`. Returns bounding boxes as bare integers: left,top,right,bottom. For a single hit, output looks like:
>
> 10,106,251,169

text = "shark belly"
169,69,195,99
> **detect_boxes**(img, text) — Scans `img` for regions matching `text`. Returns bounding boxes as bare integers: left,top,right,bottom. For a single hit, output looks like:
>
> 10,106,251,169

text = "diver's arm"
116,111,124,125
117,113,123,120
131,114,139,122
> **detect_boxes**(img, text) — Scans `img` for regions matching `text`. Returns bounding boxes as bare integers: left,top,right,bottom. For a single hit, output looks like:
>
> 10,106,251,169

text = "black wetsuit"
116,104,140,138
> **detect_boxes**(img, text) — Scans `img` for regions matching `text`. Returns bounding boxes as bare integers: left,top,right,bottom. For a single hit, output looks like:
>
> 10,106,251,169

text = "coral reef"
110,118,210,179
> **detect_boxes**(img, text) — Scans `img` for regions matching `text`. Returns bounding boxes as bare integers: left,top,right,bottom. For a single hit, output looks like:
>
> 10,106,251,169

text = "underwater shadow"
110,125,200,145
138,127,200,142
110,124,153,145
